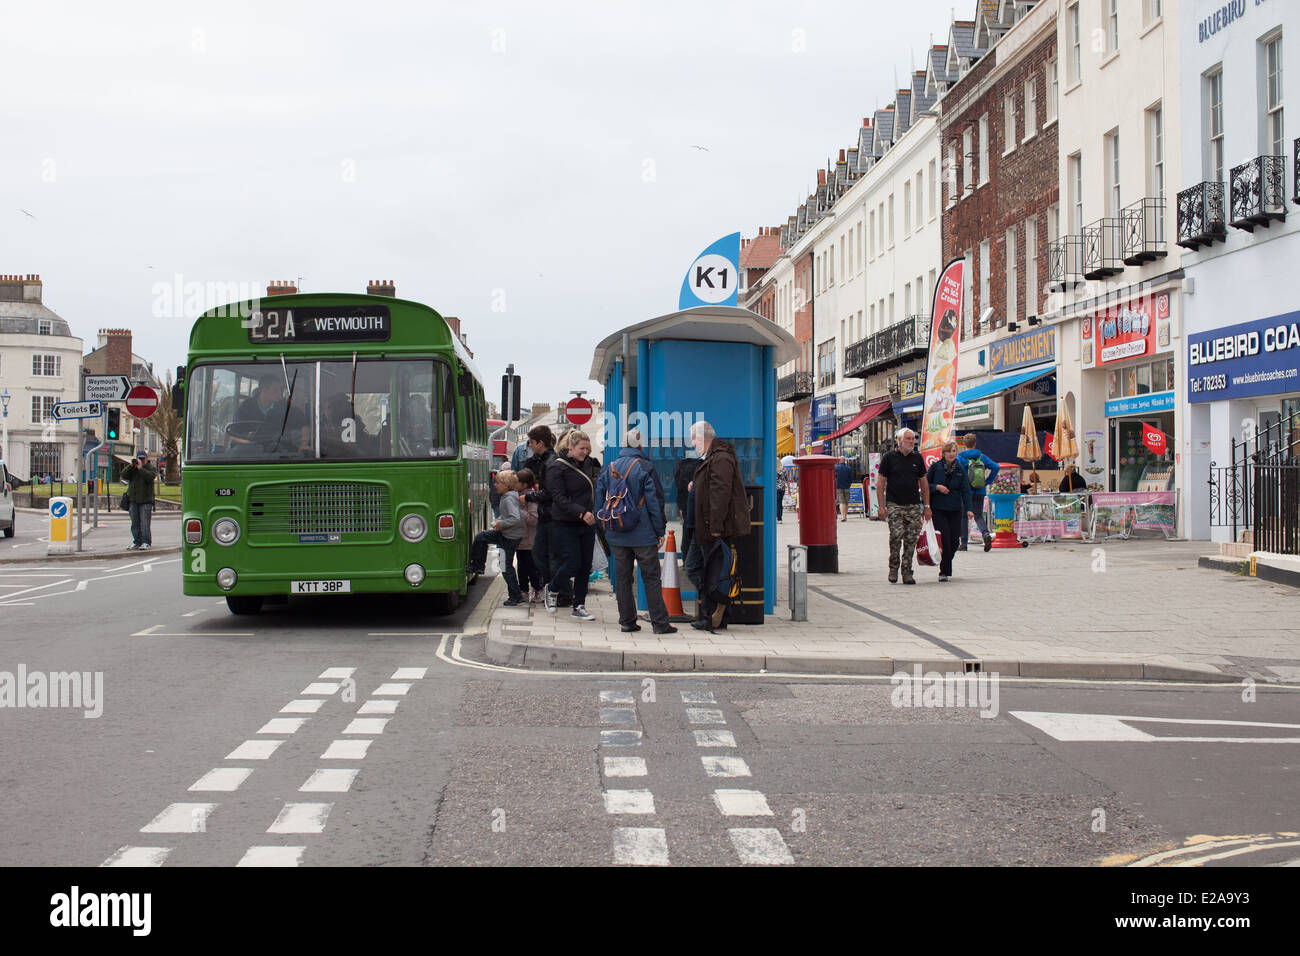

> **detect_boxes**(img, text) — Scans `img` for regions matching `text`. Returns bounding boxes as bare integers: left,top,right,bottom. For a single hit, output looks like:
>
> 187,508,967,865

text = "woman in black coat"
925,440,976,582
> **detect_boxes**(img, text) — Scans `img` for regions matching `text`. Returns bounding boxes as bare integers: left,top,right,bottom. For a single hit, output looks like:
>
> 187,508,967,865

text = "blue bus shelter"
589,306,799,616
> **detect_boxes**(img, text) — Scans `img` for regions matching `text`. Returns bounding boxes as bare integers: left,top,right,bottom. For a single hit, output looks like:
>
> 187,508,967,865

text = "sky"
3,0,965,410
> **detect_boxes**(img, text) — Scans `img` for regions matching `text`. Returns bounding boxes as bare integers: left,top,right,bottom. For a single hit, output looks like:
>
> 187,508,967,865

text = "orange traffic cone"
661,530,686,619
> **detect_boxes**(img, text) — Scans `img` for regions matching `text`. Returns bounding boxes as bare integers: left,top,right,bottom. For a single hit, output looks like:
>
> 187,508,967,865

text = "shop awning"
955,363,1056,405
776,426,796,457
810,399,892,450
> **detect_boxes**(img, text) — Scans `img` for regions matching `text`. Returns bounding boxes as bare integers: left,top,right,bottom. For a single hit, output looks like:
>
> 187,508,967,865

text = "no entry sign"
565,397,593,426
125,384,159,419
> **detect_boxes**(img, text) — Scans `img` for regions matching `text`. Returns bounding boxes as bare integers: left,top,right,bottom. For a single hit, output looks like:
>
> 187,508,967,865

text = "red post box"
795,454,838,572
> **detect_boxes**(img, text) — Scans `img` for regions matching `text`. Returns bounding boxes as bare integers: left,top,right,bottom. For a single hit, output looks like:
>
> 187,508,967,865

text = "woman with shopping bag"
924,440,976,582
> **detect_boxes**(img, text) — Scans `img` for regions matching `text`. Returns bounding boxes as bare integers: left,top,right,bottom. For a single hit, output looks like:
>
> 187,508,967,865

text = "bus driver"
230,374,310,453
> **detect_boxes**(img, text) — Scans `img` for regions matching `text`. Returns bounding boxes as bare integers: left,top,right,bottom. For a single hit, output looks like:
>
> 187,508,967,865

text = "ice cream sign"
1090,294,1169,367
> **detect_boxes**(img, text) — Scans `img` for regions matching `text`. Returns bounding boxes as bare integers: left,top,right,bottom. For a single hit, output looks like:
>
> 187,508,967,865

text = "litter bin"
728,485,765,625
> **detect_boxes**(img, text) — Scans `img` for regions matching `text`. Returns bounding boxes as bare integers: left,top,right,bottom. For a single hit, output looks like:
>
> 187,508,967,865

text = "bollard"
787,544,808,621
48,496,74,555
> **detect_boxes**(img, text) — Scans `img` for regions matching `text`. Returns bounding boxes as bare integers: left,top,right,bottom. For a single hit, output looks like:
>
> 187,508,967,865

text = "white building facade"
1176,0,1300,544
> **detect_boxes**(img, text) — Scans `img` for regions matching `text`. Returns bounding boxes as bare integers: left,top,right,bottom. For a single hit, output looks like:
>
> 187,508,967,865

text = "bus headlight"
404,564,425,586
213,517,241,546
399,514,427,543
216,568,238,590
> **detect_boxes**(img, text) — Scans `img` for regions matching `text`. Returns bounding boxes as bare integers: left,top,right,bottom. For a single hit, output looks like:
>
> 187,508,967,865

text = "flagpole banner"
679,232,741,310
920,258,966,466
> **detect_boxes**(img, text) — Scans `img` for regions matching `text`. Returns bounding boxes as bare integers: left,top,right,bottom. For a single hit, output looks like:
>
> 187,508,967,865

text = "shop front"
888,365,927,441
806,394,836,453
955,325,1059,441
1081,292,1178,494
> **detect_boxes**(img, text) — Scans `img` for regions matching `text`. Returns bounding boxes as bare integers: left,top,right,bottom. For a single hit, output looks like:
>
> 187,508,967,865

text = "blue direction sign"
53,400,104,420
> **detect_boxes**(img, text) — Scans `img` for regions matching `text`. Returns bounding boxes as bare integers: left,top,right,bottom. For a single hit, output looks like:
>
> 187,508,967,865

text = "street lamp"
0,388,10,468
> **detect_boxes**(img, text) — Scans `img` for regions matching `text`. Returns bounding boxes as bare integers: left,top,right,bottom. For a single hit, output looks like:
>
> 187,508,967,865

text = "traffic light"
107,408,120,441
500,369,521,421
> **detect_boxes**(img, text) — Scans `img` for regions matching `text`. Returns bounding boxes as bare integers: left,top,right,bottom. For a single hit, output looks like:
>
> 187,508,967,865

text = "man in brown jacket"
687,420,751,632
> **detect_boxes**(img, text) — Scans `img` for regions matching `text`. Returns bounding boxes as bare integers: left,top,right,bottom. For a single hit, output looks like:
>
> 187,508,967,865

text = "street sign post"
84,375,130,402
125,385,159,419
53,401,103,420
565,397,593,426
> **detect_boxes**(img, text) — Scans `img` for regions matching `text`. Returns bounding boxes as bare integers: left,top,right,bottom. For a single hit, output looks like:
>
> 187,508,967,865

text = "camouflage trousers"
886,503,924,574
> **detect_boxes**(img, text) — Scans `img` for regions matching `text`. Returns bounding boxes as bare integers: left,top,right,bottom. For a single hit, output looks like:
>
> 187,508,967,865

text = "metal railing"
1120,197,1167,265
1208,408,1300,554
776,370,814,402
1082,218,1123,279
843,314,929,378
1176,181,1226,249
1046,235,1084,291
1229,154,1287,231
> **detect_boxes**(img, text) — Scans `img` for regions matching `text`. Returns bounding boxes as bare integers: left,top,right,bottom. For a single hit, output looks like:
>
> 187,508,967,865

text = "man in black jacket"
523,425,569,605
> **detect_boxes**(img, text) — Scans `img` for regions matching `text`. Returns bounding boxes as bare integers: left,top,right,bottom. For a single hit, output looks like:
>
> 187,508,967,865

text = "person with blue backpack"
595,429,677,634
956,433,999,552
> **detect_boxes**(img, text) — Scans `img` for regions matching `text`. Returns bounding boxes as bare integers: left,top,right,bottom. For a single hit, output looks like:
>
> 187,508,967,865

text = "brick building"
940,0,1061,438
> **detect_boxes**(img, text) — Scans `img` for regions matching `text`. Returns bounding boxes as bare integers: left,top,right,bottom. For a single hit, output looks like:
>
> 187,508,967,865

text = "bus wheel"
430,590,460,616
226,595,264,615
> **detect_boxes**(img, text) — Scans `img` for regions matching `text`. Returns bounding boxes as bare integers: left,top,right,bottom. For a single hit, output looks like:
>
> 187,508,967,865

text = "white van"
0,461,14,538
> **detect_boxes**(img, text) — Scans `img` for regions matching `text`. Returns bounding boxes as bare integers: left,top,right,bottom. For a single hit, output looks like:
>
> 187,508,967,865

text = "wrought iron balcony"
1082,218,1123,279
1046,235,1084,291
777,369,814,402
1176,181,1226,249
843,315,929,379
1120,197,1167,265
1230,155,1287,231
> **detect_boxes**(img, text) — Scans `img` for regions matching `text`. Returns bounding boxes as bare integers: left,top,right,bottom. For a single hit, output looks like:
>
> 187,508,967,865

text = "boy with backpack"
956,434,999,552
594,429,677,634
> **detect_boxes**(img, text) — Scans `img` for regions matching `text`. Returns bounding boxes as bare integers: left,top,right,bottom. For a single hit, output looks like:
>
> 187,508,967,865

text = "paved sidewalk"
486,518,1300,682
1,508,180,563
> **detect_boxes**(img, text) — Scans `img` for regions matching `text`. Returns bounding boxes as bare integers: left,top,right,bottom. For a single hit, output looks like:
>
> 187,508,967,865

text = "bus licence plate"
291,580,351,594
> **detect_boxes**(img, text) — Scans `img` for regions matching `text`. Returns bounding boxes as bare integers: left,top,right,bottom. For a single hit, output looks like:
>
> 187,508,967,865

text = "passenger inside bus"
398,395,433,457
320,392,374,458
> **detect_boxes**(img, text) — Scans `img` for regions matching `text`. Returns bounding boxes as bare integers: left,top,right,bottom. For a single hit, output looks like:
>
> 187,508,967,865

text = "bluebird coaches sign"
1188,311,1300,402
247,305,391,343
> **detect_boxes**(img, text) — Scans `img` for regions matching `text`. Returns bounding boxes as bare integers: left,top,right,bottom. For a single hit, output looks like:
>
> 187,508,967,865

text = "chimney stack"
97,328,133,375
367,279,396,297
266,280,297,296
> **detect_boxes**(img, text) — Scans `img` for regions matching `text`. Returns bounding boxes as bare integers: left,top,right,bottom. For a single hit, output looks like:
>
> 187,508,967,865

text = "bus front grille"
247,482,391,536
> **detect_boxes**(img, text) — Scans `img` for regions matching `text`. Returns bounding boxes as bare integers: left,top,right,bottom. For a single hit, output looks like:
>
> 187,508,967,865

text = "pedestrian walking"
513,468,545,602
523,425,568,606
543,429,598,621
467,469,525,605
776,469,788,523
686,420,751,632
925,441,976,582
874,428,931,585
122,451,158,551
595,429,677,634
835,456,853,521
956,433,999,551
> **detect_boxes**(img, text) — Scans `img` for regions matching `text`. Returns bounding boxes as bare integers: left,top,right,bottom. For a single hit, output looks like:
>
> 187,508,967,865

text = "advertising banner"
1013,493,1088,540
1089,491,1176,539
920,258,966,466
867,453,881,517
1187,310,1300,402
1082,292,1172,368
847,483,865,515
989,327,1057,374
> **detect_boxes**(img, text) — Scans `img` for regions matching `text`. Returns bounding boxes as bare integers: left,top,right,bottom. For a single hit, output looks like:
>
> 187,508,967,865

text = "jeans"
470,529,521,600
129,501,153,547
962,493,990,545
515,549,544,591
533,521,569,599
932,508,962,577
549,522,595,607
612,544,669,628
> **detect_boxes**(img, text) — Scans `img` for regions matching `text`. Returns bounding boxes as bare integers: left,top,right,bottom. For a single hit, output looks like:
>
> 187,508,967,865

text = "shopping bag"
915,519,942,567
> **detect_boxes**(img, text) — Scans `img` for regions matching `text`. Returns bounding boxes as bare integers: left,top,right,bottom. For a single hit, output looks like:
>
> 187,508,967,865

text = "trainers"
125,543,139,551
544,586,557,613
652,624,678,634
938,574,949,582
983,534,993,552
888,569,898,583
571,605,594,621
140,543,150,551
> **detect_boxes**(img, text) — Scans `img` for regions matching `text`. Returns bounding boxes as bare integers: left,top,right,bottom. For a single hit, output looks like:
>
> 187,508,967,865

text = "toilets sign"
1188,310,1300,402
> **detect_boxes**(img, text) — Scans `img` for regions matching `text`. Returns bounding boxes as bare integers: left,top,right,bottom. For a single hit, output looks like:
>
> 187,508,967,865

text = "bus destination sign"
246,306,391,343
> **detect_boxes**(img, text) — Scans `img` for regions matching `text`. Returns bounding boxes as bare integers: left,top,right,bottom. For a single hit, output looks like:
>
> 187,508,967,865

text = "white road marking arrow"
1011,711,1300,743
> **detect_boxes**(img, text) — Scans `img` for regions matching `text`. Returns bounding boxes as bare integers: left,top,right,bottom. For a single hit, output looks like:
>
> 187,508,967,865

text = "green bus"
176,292,491,615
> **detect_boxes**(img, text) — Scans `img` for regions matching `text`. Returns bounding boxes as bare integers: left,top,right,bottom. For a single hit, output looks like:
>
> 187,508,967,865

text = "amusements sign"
920,258,966,466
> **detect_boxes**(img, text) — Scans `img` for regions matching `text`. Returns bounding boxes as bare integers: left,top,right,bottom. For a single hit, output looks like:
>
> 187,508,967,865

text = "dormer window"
37,319,52,335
